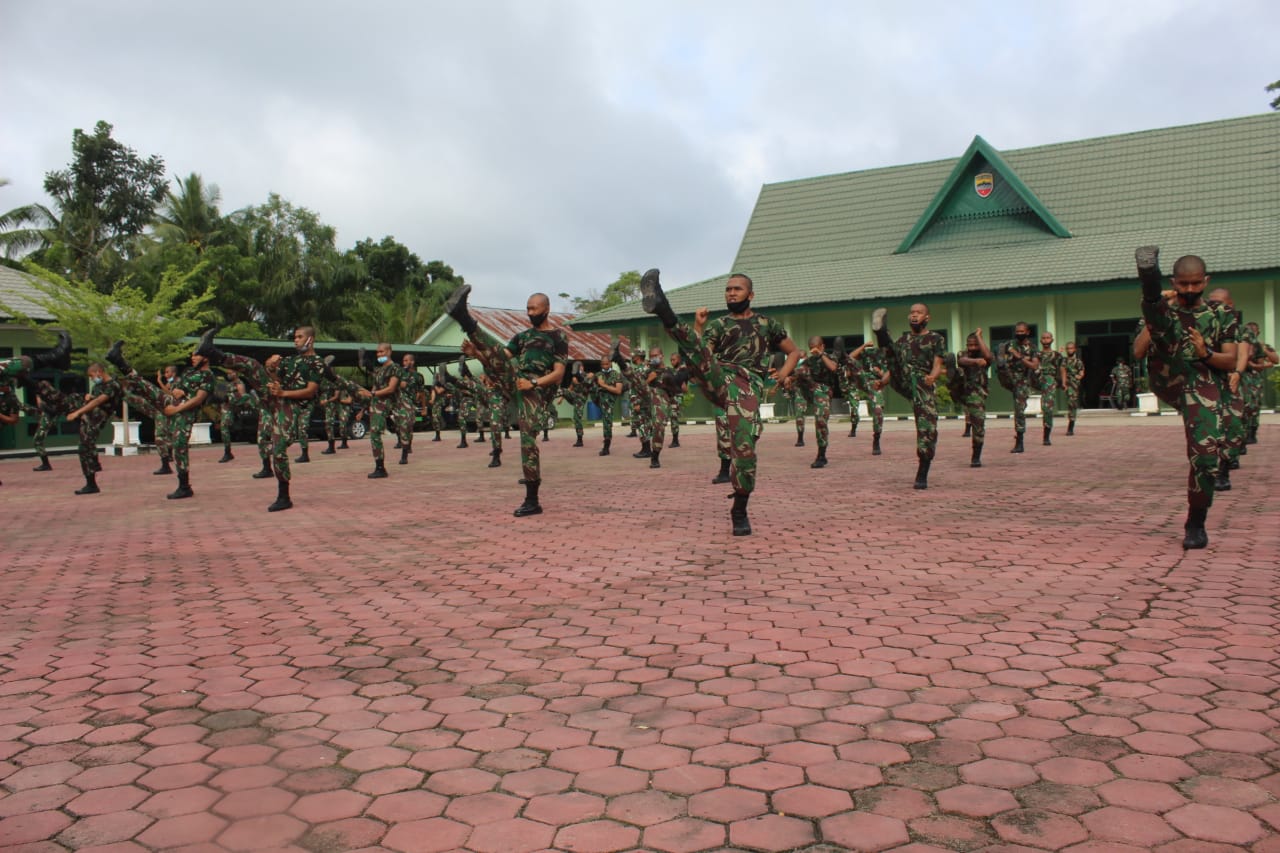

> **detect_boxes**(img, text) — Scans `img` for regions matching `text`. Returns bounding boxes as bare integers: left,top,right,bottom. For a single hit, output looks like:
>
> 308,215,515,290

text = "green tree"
0,261,218,374
1269,79,1280,110
568,270,641,314
154,172,222,250
38,121,168,288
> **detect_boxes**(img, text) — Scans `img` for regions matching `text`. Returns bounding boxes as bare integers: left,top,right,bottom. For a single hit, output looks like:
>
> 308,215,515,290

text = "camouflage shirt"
175,366,216,405
894,331,946,379
507,327,569,381
1063,353,1084,391
957,351,990,402
702,313,789,378
1037,349,1062,393
1003,338,1038,386
277,354,322,395
1153,300,1239,382
369,360,401,414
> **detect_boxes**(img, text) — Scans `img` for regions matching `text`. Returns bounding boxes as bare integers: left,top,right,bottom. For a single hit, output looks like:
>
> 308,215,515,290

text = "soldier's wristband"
1199,351,1215,364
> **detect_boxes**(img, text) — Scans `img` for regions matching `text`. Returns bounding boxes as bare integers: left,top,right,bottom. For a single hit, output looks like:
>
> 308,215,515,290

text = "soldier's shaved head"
1172,255,1206,276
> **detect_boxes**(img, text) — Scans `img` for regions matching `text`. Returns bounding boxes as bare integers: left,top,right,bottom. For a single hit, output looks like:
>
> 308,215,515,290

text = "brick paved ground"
1,415,1277,853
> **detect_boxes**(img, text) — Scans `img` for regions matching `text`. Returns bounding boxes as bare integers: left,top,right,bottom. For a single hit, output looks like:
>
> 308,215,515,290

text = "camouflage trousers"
839,377,860,428
475,396,490,434
430,399,446,433
649,389,674,453
1066,383,1081,421
670,399,682,442
1114,381,1132,410
596,395,616,441
800,388,830,449
220,406,234,451
1012,383,1030,434
881,347,938,462
865,390,885,434
1147,354,1184,414
220,353,306,482
32,387,71,455
1218,385,1245,465
1244,375,1263,435
792,395,808,439
1040,385,1056,429
630,390,652,443
394,399,415,448
459,398,478,439
324,400,342,442
666,322,762,495
962,395,986,445
369,407,389,461
467,340,547,484
79,408,111,477
33,412,56,455
257,408,272,464
130,378,197,473
571,399,587,437
294,400,314,452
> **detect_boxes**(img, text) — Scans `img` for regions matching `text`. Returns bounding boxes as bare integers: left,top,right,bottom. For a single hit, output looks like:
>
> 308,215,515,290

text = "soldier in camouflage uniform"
834,339,861,438
640,270,799,536
790,336,840,468
668,352,687,448
871,304,945,489
1136,247,1238,549
622,351,654,457
107,341,216,499
483,372,505,467
361,342,402,478
149,365,178,475
1037,332,1065,446
428,374,449,441
65,363,125,495
196,326,323,511
449,288,568,517
0,331,72,381
1135,313,1184,415
28,380,75,471
1109,358,1133,411
220,379,256,461
641,345,689,469
781,379,807,447
999,322,1039,453
0,378,22,485
319,374,342,454
557,362,590,447
1243,322,1277,445
947,329,993,467
846,342,889,455
454,362,479,448
1063,341,1085,435
594,355,624,456
395,353,425,460
1205,288,1247,491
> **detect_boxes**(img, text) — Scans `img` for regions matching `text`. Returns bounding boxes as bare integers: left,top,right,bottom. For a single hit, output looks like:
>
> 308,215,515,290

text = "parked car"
216,401,369,444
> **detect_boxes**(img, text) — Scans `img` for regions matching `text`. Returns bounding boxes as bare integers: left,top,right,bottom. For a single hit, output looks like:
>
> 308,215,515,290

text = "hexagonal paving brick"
688,786,767,822
935,783,1019,818
820,811,910,851
1164,802,1267,845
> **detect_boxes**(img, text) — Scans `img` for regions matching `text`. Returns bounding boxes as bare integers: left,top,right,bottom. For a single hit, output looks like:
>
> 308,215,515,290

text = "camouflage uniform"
252,391,273,470
320,378,342,444
219,353,321,483
396,367,424,449
1243,333,1273,442
856,348,888,440
31,381,74,461
468,327,568,484
837,356,862,436
882,330,946,462
129,367,216,474
781,384,807,443
1037,348,1062,433
487,382,506,457
793,351,838,455
367,360,400,463
1138,318,1184,413
456,377,479,443
625,358,652,444
78,376,124,479
1110,362,1133,410
646,360,687,457
953,350,989,448
1001,338,1038,436
593,366,623,443
664,313,788,496
429,384,449,438
1064,351,1085,427
560,375,589,444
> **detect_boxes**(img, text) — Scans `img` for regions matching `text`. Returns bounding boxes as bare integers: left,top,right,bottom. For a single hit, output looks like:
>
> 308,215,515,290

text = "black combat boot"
432,431,441,442
1043,425,1052,446
1136,246,1163,303
913,458,931,490
849,422,857,437
167,471,194,500
1213,462,1231,492
444,284,480,336
810,447,827,469
105,339,134,375
1182,506,1208,550
399,446,410,466
650,450,661,469
633,440,651,459
795,429,805,447
514,480,542,517
670,432,680,448
1067,419,1075,436
488,451,501,468
504,429,511,439
712,457,731,484
218,447,234,463
154,456,173,475
295,448,310,463
542,428,550,442
730,492,751,536
1012,432,1025,453
267,477,292,512
32,455,51,471
599,438,611,456
639,268,680,329
574,432,583,447
458,434,468,448
75,472,100,495
252,458,273,479
970,443,984,468
1246,428,1258,445
962,423,971,438
368,459,388,479
34,331,73,371
872,432,882,456
394,438,403,449
194,327,227,366
322,439,336,455
626,424,638,437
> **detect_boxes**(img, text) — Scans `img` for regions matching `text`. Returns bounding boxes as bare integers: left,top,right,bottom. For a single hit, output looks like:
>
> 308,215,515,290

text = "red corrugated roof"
472,306,629,362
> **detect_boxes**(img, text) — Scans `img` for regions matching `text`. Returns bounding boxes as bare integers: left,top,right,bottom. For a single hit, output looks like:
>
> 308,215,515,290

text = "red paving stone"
1,419,1278,850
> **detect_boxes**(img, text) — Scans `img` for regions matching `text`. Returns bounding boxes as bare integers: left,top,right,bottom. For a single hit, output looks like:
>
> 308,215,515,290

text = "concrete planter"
759,403,776,420
190,422,213,445
111,420,141,456
1137,392,1159,414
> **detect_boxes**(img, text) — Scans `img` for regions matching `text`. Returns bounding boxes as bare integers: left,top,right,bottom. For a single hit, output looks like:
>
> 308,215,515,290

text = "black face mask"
727,298,750,315
528,312,548,327
1015,332,1029,341
1176,292,1200,308
967,348,980,357
909,320,927,332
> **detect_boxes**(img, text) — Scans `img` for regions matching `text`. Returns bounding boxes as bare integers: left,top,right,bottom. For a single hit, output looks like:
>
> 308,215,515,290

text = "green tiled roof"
574,113,1279,327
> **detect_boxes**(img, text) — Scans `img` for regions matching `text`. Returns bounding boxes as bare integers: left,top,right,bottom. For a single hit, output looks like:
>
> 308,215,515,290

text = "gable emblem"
974,172,994,198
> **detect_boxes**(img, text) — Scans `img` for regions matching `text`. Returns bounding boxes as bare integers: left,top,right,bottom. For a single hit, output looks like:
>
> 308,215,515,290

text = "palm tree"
153,172,222,251
0,178,61,260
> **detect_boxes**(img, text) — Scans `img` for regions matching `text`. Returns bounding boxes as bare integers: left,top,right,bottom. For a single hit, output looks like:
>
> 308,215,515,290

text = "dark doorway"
1075,318,1140,408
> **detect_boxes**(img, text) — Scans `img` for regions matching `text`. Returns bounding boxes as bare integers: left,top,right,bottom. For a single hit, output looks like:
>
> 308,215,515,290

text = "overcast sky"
2,1,1275,312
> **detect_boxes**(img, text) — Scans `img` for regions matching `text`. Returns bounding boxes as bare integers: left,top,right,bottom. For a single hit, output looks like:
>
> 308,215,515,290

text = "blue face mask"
377,356,389,364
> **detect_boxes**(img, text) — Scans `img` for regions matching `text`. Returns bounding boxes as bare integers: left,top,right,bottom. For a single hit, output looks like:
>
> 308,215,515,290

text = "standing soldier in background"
595,349,624,456
1243,322,1276,446
835,339,862,439
65,362,125,495
870,304,945,489
949,330,993,468
151,364,178,476
791,336,839,469
558,362,590,447
483,373,505,467
455,360,479,449
998,322,1039,453
396,353,424,460
220,379,256,462
429,373,449,442
1135,247,1237,550
1063,341,1085,435
1110,357,1133,412
1037,331,1065,446
623,349,654,457
362,342,401,478
640,269,799,536
782,375,807,447
642,345,688,469
196,326,322,511
668,352,688,448
1206,288,1247,491
320,372,342,454
293,374,316,465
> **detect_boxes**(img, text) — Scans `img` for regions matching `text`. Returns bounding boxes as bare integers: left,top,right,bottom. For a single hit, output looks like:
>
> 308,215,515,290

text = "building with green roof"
572,113,1279,415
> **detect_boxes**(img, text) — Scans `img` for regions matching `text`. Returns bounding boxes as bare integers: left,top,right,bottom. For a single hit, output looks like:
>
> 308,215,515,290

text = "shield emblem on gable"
975,172,994,198
972,172,993,199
